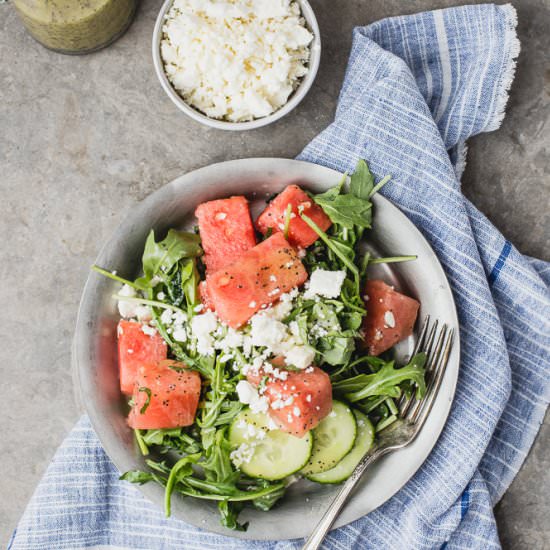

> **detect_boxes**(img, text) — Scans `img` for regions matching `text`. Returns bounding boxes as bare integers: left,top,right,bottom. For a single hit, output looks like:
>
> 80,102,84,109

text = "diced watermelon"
195,196,257,273
127,360,201,429
361,280,420,356
206,233,308,328
247,366,333,437
117,320,167,395
256,185,332,249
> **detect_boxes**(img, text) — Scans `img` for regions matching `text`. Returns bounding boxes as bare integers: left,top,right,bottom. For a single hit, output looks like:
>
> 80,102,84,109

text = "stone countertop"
0,0,548,547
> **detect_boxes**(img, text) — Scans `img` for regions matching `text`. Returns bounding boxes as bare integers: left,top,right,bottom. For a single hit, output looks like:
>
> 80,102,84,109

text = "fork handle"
302,447,386,550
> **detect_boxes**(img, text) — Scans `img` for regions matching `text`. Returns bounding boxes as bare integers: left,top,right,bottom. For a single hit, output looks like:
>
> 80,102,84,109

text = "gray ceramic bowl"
74,158,460,540
152,0,321,131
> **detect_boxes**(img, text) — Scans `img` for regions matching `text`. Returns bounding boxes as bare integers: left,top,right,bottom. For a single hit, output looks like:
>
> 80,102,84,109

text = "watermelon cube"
128,359,201,429
117,320,167,395
361,280,420,356
206,233,308,328
195,196,257,273
256,185,332,249
247,366,333,437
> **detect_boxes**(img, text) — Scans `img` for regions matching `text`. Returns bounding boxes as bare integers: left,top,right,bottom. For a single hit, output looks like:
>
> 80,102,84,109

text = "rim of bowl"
152,0,321,131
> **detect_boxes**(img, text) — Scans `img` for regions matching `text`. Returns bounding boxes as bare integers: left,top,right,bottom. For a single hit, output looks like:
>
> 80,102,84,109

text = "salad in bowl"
92,160,427,531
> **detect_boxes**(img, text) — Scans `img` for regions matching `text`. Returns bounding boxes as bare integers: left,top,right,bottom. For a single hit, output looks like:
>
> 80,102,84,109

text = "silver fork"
302,317,454,550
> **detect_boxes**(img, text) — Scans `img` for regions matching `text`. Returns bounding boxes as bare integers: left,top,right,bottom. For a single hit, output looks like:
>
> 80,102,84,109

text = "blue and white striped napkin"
9,4,550,549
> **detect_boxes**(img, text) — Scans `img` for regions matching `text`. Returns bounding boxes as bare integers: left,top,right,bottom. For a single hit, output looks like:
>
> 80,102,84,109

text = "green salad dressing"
12,0,138,54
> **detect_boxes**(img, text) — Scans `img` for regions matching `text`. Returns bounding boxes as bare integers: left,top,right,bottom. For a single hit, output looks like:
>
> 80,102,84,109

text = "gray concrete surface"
0,0,548,547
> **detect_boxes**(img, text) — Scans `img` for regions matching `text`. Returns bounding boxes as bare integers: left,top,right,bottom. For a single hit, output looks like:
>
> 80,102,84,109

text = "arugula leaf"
135,229,202,288
368,174,391,198
300,213,359,276
320,336,355,366
165,453,201,516
142,428,180,446
368,255,417,265
91,265,139,289
349,159,374,199
313,193,372,229
252,484,286,511
181,258,200,307
201,428,235,484
333,353,427,402
218,501,248,531
312,173,345,202
134,429,149,456
138,387,152,414
119,470,155,484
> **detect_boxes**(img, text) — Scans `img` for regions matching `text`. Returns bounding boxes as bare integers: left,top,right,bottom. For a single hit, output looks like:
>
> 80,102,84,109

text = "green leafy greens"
93,159,427,531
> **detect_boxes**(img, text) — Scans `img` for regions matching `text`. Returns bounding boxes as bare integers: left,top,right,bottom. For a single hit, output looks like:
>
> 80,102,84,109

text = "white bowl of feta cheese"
152,0,321,130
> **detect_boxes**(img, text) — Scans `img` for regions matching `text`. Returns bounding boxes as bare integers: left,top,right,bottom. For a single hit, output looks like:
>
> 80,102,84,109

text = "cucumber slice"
301,400,356,475
228,408,313,480
307,410,375,484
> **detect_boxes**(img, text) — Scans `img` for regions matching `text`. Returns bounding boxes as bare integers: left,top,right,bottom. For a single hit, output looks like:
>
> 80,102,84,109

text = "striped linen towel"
9,3,550,549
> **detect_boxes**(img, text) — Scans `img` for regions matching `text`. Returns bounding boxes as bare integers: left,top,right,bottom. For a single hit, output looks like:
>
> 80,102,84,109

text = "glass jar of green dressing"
12,0,139,55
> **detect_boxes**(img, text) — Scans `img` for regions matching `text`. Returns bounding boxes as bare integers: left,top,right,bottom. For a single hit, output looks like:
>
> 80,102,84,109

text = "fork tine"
412,315,431,355
398,316,430,416
411,328,454,427
400,317,437,417
405,324,447,421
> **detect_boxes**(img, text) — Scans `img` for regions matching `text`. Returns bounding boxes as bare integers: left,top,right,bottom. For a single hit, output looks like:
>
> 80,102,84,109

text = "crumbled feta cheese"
141,324,157,337
135,305,152,322
230,442,256,468
117,284,138,318
293,406,301,417
190,311,219,355
269,275,277,282
156,291,166,300
161,0,313,122
249,301,257,308
215,212,227,221
305,269,346,299
250,313,288,353
173,310,187,325
245,424,259,440
172,328,187,342
284,344,315,370
160,309,173,325
236,380,269,413
216,328,244,353
384,310,396,328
